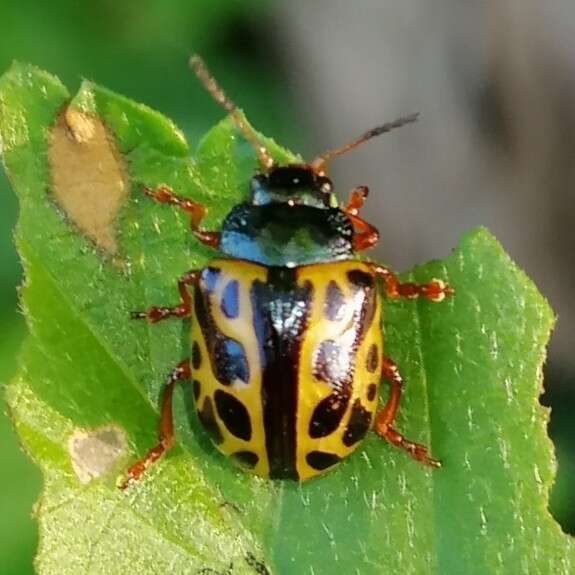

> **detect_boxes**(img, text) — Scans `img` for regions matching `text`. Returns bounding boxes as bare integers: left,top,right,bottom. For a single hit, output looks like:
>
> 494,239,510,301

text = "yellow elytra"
191,259,382,480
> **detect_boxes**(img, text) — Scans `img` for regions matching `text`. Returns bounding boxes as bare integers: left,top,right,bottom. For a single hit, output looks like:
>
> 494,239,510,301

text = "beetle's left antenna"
190,55,274,170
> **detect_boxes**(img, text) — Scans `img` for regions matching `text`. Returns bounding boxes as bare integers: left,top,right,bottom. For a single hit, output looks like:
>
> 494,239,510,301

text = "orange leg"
119,360,191,489
344,185,369,216
131,269,199,323
374,357,441,468
349,215,380,251
372,264,454,302
343,186,380,252
143,185,220,248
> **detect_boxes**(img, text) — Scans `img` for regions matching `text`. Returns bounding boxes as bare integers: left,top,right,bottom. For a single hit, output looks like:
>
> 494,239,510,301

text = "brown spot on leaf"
68,425,128,484
48,108,129,254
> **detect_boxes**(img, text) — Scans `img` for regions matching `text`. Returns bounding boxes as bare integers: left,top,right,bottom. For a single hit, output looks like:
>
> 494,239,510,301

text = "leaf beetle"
121,56,453,488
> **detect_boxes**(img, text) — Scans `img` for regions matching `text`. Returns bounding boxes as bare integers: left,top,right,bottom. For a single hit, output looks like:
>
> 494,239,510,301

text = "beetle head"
249,165,337,209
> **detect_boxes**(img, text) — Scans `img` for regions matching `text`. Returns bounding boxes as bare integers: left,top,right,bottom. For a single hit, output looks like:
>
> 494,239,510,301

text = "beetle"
120,56,453,488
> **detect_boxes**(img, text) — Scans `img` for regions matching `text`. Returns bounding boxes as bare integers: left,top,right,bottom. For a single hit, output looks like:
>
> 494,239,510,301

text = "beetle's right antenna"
310,113,419,175
190,55,274,170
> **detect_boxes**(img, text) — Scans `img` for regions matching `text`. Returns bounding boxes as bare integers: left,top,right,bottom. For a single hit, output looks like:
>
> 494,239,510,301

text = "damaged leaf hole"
48,106,129,255
68,424,128,484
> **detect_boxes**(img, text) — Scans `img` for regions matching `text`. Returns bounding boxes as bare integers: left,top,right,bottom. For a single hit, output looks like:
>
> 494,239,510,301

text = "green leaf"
1,63,572,574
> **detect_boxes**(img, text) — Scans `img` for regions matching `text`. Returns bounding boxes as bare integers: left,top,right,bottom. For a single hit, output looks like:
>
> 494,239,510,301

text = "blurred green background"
0,1,573,573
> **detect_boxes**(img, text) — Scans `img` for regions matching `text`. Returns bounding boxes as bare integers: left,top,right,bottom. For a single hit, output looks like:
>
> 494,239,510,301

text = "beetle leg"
374,357,441,468
119,360,191,489
372,264,454,302
348,214,380,251
348,214,379,252
131,269,199,323
344,185,369,216
343,186,380,251
143,185,221,248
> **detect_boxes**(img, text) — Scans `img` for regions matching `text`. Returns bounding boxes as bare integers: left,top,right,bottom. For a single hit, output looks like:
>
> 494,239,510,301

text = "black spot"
343,398,373,447
347,269,375,290
192,379,201,401
309,394,349,438
192,341,202,370
198,396,224,445
214,389,252,441
366,343,379,373
324,280,346,321
306,450,342,471
221,280,240,319
367,383,378,401
232,450,259,469
214,338,249,385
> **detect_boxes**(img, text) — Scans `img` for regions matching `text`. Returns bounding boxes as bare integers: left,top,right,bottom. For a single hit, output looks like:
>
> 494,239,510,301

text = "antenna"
311,113,419,174
189,55,274,170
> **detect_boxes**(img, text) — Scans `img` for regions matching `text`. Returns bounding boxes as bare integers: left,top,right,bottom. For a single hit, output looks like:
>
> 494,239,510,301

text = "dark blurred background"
0,1,573,572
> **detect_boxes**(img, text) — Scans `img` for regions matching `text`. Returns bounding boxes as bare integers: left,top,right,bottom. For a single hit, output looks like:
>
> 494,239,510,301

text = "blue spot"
215,338,250,385
201,267,221,293
221,280,240,318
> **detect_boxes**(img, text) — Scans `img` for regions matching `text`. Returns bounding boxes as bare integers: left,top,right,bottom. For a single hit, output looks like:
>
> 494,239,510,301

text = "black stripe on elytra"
251,268,313,480
194,268,250,386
